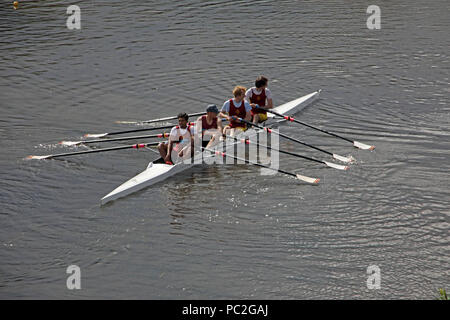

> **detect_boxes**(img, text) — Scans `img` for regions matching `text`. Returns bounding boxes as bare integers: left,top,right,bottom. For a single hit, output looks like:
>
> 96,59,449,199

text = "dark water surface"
1,0,449,299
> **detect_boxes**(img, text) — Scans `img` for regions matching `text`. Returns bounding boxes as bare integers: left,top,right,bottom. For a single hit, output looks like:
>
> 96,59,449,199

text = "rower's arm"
195,117,203,139
244,95,252,105
217,118,223,132
244,110,252,123
244,90,255,106
167,139,173,158
219,111,229,121
266,98,273,109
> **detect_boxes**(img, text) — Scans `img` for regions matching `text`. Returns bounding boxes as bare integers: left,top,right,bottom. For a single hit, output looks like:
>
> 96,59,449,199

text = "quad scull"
100,90,322,205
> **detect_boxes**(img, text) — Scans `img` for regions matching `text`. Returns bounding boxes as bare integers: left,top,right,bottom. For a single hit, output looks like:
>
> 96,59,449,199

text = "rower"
158,112,194,165
195,104,223,149
245,75,273,124
219,86,252,137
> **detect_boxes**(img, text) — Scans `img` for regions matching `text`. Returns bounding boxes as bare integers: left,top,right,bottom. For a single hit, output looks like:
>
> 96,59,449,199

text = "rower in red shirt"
245,75,273,124
219,86,252,137
195,104,223,149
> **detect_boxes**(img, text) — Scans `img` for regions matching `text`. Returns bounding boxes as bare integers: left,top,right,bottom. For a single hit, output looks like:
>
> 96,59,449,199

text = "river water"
0,0,449,299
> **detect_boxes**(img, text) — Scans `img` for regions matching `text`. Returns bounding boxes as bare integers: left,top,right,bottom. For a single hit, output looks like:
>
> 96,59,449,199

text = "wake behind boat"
100,90,322,205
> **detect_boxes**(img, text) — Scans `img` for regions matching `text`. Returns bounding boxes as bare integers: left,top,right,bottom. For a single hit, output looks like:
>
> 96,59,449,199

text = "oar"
84,123,194,138
255,105,375,150
115,112,207,125
232,117,354,163
60,132,170,147
229,136,349,170
27,142,160,160
203,147,320,184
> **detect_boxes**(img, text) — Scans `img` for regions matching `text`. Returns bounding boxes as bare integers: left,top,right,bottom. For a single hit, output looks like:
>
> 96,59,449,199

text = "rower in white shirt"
158,112,194,165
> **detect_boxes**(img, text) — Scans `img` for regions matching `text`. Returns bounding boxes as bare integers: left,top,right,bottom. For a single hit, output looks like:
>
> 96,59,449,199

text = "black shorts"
202,140,210,148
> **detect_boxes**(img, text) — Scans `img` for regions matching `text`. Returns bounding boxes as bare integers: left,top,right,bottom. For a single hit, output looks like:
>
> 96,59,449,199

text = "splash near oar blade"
59,141,82,147
84,133,108,138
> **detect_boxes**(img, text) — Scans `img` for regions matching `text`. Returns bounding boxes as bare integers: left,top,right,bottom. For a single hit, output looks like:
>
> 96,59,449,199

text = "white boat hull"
101,90,321,205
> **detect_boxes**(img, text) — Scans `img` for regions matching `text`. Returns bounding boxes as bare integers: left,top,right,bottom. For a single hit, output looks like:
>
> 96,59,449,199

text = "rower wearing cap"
158,112,194,165
245,75,273,124
195,104,223,149
219,86,252,137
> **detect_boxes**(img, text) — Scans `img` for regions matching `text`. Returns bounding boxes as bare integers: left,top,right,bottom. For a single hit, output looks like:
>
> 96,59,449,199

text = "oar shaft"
235,117,333,156
141,112,206,124
81,133,169,144
106,124,175,136
85,123,195,138
44,142,160,159
203,147,296,178
258,106,356,143
275,130,333,156
230,136,323,165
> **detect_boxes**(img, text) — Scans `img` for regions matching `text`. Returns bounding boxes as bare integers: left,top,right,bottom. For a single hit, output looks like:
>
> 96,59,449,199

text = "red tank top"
201,115,217,131
250,88,267,115
228,99,247,128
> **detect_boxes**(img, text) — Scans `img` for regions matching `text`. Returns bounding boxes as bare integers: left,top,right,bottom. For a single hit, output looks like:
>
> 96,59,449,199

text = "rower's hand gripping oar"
202,147,320,184
231,116,354,163
254,105,375,150
26,142,161,160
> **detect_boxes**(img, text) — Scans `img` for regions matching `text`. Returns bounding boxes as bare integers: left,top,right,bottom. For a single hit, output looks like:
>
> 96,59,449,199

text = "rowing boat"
100,90,321,205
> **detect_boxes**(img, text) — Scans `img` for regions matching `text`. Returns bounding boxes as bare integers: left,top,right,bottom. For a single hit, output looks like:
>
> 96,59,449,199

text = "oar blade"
324,161,349,170
114,121,139,124
84,133,107,138
26,155,51,160
296,174,320,184
353,141,375,150
332,153,354,163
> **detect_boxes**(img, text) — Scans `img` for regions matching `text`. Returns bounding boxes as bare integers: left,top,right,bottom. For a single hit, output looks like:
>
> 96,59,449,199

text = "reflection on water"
0,0,449,299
